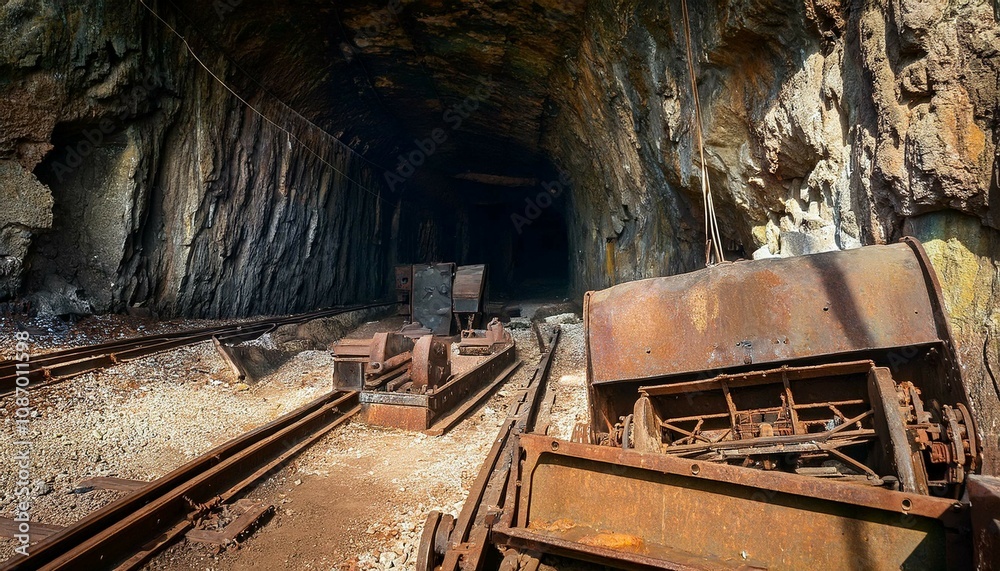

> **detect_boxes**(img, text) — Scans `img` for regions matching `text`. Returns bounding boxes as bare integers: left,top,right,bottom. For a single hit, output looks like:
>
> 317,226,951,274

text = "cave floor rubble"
0,304,586,570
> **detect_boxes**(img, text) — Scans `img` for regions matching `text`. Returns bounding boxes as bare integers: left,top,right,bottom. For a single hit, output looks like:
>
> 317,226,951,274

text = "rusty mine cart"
418,238,1000,571
333,263,520,434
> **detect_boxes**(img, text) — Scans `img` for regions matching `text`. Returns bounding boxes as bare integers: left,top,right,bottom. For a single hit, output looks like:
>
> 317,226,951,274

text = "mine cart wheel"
417,510,453,571
957,403,978,472
435,513,455,555
416,511,442,571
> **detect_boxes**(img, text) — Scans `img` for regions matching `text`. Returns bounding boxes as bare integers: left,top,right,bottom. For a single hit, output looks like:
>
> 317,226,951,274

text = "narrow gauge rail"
1,390,361,570
0,302,393,396
417,326,561,571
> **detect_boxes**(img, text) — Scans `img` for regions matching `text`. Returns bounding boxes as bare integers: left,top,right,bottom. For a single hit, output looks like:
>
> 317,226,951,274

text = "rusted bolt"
551,441,559,450
901,498,912,511
691,464,701,475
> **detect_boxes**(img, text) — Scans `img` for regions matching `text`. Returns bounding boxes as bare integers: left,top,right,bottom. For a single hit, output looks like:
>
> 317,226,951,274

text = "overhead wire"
680,0,725,266
159,0,391,175
138,0,391,206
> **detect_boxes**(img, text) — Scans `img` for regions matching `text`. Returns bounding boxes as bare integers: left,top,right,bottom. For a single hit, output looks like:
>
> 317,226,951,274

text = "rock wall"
543,0,1000,471
1,0,997,467
0,0,392,317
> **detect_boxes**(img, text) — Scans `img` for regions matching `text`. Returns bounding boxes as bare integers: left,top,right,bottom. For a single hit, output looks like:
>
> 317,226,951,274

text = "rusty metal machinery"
423,238,1000,571
396,263,488,335
586,238,980,500
333,319,516,433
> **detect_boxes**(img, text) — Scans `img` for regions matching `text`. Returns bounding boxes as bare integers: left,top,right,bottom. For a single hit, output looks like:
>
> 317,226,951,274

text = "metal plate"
585,242,944,385
515,435,966,571
453,264,486,314
411,263,455,336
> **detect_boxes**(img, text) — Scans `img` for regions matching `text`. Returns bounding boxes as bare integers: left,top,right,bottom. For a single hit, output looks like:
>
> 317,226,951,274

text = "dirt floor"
0,302,587,570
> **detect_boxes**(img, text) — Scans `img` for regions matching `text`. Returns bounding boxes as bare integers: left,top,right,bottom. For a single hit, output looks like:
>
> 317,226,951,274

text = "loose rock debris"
0,305,586,570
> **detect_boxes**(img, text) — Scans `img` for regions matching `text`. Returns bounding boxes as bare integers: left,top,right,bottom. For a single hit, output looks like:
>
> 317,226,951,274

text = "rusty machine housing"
335,264,518,432
423,238,999,571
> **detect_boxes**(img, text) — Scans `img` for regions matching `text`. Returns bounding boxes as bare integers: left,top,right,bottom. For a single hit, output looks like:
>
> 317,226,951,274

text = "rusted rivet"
551,441,559,450
901,498,912,511
691,464,700,475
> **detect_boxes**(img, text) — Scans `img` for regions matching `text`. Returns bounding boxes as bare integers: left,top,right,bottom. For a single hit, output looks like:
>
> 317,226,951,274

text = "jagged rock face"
543,0,998,289
541,0,1000,471
0,0,393,317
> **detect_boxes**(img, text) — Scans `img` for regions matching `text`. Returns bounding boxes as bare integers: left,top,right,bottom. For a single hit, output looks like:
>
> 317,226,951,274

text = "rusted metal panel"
362,403,431,431
493,526,748,571
427,343,515,416
453,264,487,315
585,242,945,385
514,435,968,571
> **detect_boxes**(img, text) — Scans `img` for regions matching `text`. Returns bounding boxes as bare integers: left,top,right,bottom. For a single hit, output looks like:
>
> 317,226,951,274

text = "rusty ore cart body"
425,238,1000,571
335,264,517,433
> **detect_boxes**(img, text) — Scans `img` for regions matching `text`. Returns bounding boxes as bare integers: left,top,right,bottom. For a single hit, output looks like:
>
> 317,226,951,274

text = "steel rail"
0,302,394,396
1,390,361,571
418,326,561,571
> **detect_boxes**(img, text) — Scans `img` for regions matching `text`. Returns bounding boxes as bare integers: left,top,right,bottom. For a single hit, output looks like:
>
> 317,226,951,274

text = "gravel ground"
0,311,378,561
0,304,588,569
538,314,586,440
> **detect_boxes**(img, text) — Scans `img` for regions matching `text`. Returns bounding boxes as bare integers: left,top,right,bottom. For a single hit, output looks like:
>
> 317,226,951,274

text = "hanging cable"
159,0,391,174
680,0,725,266
138,0,391,205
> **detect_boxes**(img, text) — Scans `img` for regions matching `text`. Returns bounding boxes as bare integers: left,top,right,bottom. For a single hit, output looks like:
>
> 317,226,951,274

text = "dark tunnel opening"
467,198,569,299
394,176,571,302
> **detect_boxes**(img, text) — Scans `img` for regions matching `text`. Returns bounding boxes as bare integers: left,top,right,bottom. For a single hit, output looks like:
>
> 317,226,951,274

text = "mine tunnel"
2,1,1000,570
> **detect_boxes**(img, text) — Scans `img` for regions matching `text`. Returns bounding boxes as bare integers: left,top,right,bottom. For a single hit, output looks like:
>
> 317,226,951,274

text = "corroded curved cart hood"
585,238,960,385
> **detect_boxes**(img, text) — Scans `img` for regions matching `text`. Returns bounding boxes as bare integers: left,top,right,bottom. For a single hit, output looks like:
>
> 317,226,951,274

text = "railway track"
0,302,393,397
417,325,561,571
1,390,361,570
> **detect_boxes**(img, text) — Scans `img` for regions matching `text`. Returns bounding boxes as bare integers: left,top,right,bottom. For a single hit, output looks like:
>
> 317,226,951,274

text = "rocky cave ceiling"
168,0,589,193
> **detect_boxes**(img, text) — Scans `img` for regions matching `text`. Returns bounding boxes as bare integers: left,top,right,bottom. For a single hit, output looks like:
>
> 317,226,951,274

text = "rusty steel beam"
424,326,561,571
509,434,970,570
